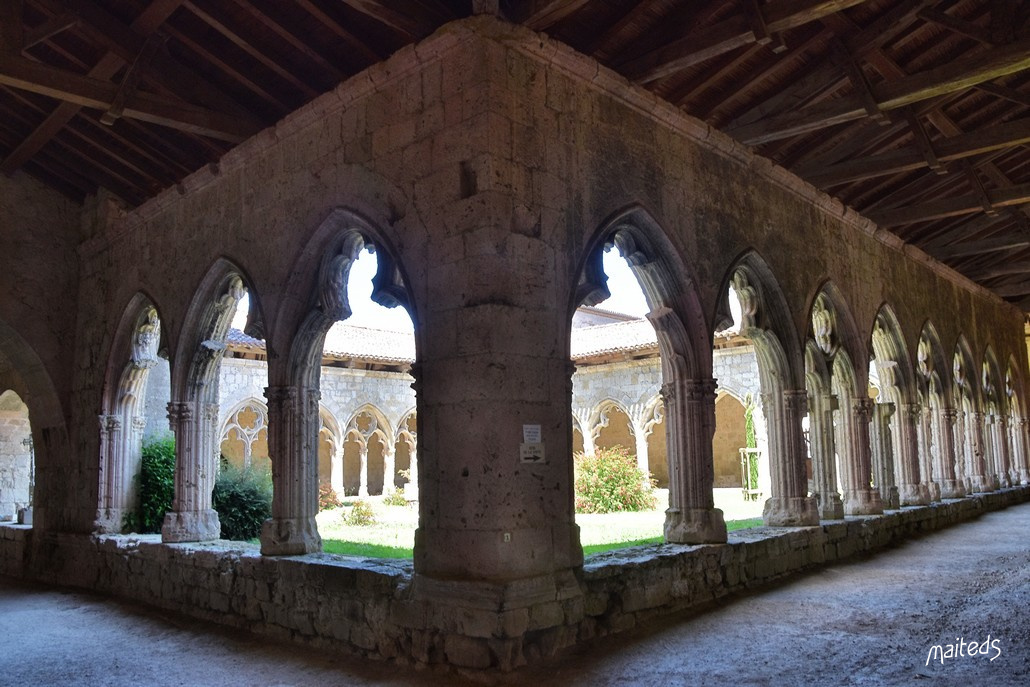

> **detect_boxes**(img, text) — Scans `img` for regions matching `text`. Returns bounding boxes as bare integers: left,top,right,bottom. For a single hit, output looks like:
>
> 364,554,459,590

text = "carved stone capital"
783,389,808,415
852,397,874,423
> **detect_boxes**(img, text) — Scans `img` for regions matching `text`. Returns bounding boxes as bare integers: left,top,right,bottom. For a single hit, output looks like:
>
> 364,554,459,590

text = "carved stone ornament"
811,296,835,356
916,335,932,379
953,352,965,388
131,307,161,368
982,361,993,397
732,270,758,330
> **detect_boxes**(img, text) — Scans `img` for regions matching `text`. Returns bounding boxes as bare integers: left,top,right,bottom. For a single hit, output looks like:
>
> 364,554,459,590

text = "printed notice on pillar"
520,442,545,463
522,424,541,443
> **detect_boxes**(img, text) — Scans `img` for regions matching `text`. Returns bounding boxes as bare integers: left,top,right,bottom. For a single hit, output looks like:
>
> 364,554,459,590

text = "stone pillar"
95,414,122,532
357,441,370,497
994,416,1012,488
631,418,650,479
953,409,971,494
1018,419,1030,484
664,378,726,543
808,391,843,520
870,402,899,509
968,411,989,492
762,390,819,526
917,405,940,501
260,385,321,556
936,408,964,498
842,398,883,515
330,439,344,495
406,440,420,502
896,403,931,506
383,438,396,493
162,401,221,542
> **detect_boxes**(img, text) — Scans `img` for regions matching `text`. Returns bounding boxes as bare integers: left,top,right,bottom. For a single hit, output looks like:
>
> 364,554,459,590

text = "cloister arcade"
1,17,1028,671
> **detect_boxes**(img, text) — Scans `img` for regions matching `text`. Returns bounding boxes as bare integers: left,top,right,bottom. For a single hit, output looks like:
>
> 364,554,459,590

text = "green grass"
320,517,765,560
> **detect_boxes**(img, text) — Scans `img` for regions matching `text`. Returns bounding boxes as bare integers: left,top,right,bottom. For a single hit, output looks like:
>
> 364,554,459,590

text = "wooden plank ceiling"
2,0,1029,308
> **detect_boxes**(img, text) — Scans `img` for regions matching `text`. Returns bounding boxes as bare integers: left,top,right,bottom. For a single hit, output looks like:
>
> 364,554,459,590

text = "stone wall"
3,487,1026,672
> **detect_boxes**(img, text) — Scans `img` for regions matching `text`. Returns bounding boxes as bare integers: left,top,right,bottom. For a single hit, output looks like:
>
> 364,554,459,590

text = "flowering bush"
574,445,657,514
346,499,377,526
319,482,343,511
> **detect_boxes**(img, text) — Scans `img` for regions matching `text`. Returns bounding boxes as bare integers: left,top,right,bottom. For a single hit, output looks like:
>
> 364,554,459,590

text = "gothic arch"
395,408,418,497
163,258,255,543
869,303,929,506
344,404,394,496
914,321,963,499
982,346,1009,488
218,397,269,469
571,205,723,543
262,207,418,554
953,334,986,493
96,294,167,533
719,251,815,526
1004,356,1030,485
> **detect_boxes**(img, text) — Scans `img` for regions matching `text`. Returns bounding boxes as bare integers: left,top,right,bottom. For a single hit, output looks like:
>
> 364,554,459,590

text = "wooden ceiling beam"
340,0,450,38
293,0,381,65
0,0,185,176
728,39,1030,145
868,182,1030,227
228,0,343,83
975,259,1030,280
728,0,932,131
511,0,593,31
975,81,1030,108
807,117,1030,185
617,0,870,84
917,7,995,46
933,235,1030,261
23,13,79,50
0,55,257,142
182,1,319,99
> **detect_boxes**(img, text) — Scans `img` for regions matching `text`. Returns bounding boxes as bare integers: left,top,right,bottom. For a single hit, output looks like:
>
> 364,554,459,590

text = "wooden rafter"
932,235,1030,260
510,0,593,31
340,0,450,38
728,39,1030,145
868,182,1030,226
0,55,257,142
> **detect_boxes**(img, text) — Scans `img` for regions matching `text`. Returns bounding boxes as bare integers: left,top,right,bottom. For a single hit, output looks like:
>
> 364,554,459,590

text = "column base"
927,481,941,502
94,508,128,534
899,483,931,506
879,485,900,510
938,479,966,499
762,496,819,527
816,493,845,520
260,517,322,555
161,509,220,543
996,473,1011,489
1019,469,1029,486
967,474,989,493
664,507,727,544
843,488,883,516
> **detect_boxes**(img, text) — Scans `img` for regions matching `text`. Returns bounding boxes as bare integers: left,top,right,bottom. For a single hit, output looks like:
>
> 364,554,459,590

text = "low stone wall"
1,487,1027,672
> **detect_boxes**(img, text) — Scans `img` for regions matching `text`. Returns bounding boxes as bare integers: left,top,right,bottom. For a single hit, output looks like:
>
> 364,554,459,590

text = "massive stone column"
994,416,1012,488
896,403,931,506
808,391,844,519
664,378,726,543
260,385,321,555
1018,419,1030,484
762,390,819,526
162,400,221,542
870,402,899,509
842,398,883,515
936,408,964,498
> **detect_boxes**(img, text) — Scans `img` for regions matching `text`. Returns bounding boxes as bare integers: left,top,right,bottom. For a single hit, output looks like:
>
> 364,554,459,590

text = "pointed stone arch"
97,294,167,532
318,405,344,495
344,404,394,497
953,334,986,493
163,259,254,543
395,408,418,499
720,251,815,526
1004,356,1030,485
218,397,269,470
981,346,1008,488
572,205,722,543
869,303,928,506
262,208,416,554
916,321,963,499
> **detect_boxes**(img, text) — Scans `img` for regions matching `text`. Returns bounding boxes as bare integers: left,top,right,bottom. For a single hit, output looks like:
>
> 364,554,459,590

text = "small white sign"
522,424,542,443
520,442,546,463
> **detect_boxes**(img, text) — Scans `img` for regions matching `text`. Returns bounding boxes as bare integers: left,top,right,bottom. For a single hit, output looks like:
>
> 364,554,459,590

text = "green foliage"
212,462,272,541
135,437,176,533
319,482,343,511
744,394,757,449
580,518,764,556
574,446,657,514
345,499,377,526
321,539,411,559
382,488,408,507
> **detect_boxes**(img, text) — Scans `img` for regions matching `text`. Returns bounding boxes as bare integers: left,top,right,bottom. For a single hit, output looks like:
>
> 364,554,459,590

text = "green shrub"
212,462,272,540
135,437,176,533
319,482,343,511
382,488,408,507
574,446,657,514
346,499,377,526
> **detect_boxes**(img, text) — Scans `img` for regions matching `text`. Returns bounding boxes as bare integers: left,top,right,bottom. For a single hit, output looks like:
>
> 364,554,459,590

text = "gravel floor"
1,501,1026,686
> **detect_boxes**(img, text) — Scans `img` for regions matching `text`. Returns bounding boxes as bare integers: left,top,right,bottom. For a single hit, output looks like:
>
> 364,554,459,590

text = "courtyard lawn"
317,492,763,559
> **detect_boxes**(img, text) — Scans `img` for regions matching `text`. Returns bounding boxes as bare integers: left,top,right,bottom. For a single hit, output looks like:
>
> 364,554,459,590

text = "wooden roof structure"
2,1,1029,307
